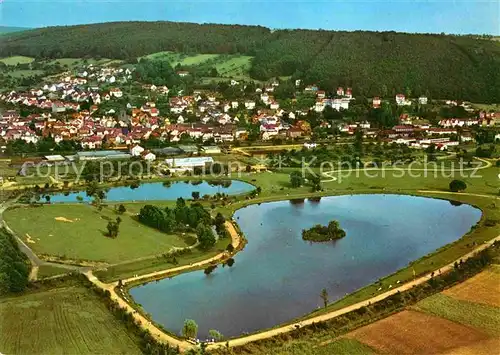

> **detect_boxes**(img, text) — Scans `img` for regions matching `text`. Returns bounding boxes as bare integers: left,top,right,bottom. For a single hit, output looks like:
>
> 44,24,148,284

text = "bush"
449,179,467,192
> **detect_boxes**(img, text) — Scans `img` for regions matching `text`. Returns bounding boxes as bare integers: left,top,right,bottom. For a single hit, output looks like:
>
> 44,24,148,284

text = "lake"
129,194,481,340
47,180,254,203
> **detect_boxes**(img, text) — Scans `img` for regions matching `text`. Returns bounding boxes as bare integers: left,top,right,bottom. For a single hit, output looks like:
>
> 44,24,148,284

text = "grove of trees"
302,220,346,242
0,229,30,295
138,198,217,249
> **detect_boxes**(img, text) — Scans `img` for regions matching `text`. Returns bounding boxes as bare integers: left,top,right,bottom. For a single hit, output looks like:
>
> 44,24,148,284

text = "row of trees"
0,229,30,294
5,137,82,156
181,319,224,342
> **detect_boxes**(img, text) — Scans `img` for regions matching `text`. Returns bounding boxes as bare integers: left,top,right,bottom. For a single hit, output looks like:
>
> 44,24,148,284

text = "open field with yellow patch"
0,285,142,354
443,265,500,307
3,204,192,264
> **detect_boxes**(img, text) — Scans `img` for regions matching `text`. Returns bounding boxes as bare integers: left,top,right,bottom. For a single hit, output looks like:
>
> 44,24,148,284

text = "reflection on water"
130,194,481,339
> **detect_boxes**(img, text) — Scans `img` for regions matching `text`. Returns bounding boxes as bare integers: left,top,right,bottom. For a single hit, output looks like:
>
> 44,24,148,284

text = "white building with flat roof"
164,157,214,170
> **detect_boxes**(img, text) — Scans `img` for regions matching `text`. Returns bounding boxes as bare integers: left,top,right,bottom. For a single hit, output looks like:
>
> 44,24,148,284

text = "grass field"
415,293,500,336
143,51,254,79
144,51,219,66
470,102,500,111
0,285,142,354
0,55,34,65
5,69,45,78
37,264,70,279
215,55,253,77
41,58,121,70
3,204,192,264
95,236,230,282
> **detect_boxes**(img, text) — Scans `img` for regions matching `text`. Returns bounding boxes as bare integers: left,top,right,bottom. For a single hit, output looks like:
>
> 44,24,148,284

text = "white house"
418,96,428,105
396,94,406,106
110,88,123,98
131,144,145,157
304,142,317,149
245,101,256,110
141,150,156,161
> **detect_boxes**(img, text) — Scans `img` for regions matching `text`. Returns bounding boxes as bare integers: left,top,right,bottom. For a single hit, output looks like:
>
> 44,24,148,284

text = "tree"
226,243,234,253
196,223,216,250
208,329,224,342
106,217,121,238
449,179,467,192
0,229,30,295
226,258,235,267
320,288,329,308
214,212,226,228
204,264,217,275
353,128,364,156
182,319,198,339
289,171,304,188
308,173,321,192
176,197,186,209
191,191,200,200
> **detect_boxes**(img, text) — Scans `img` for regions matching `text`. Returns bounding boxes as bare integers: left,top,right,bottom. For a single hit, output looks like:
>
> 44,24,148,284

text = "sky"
1,0,499,35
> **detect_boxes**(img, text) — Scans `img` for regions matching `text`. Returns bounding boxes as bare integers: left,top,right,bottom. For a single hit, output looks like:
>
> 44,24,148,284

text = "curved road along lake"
48,180,254,202
130,194,481,339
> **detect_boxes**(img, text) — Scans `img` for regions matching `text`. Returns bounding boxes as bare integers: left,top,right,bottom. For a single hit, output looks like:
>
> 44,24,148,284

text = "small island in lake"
302,220,346,242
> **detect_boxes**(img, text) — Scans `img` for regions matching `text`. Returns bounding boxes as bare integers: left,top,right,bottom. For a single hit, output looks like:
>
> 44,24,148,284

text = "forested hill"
0,21,270,58
1,21,499,102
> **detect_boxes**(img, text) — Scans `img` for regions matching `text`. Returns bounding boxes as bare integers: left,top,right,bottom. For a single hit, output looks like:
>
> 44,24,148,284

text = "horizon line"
1,20,498,37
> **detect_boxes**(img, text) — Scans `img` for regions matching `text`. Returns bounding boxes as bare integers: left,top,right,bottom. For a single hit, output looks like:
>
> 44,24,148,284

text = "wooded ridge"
1,21,499,102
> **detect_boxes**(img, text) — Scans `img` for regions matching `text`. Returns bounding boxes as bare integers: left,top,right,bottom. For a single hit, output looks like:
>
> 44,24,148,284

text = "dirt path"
83,220,242,352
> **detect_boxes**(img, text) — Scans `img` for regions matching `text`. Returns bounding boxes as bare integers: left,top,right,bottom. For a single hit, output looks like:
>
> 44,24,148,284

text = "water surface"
130,194,481,339
48,180,254,203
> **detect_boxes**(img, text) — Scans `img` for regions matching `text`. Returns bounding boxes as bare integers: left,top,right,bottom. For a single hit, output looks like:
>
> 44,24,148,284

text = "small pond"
129,194,481,340
47,180,255,203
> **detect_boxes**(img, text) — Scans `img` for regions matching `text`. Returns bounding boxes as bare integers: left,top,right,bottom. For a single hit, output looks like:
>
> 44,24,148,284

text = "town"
1,60,498,171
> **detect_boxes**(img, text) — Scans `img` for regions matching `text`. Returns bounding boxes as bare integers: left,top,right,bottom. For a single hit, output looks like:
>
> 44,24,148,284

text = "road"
83,219,243,352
